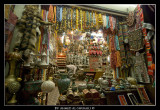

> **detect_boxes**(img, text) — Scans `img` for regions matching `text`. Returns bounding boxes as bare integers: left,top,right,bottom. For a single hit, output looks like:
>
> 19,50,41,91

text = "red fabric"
7,12,18,25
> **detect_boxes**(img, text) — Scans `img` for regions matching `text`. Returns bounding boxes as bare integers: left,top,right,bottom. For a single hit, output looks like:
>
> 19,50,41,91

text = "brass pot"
5,48,21,87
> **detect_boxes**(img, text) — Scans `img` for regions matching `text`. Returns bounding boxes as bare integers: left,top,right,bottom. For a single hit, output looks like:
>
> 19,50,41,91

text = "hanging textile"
116,51,121,67
103,15,107,28
128,29,144,51
48,5,54,22
115,35,120,51
137,4,154,77
5,5,11,19
106,15,110,29
110,35,117,69
118,24,125,60
5,10,18,53
109,16,113,31
46,11,49,22
122,24,129,42
132,53,150,83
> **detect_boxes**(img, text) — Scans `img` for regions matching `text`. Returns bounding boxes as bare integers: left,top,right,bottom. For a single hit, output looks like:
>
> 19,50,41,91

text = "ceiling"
83,4,138,13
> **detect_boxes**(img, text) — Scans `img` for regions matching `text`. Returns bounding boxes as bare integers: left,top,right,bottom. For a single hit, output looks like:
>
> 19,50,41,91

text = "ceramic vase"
71,77,77,92
57,73,71,95
24,72,42,94
101,76,109,89
41,77,55,93
78,83,87,92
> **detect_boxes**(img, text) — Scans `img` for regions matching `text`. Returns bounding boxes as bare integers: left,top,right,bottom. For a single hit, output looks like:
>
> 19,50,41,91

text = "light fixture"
71,31,73,34
107,55,110,62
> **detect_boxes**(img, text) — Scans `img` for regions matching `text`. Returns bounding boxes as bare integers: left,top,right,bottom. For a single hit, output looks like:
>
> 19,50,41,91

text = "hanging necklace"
64,7,67,31
83,10,86,30
80,9,83,31
73,8,76,30
68,8,71,30
90,11,93,29
71,8,73,30
86,11,88,29
93,12,96,28
76,8,79,30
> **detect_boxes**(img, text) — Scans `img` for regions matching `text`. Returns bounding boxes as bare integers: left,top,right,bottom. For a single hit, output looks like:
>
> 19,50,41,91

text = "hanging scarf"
110,35,117,69
103,15,107,28
56,6,62,22
112,17,116,30
46,11,48,22
138,4,154,77
48,5,54,22
109,16,113,31
116,51,121,67
115,35,120,51
106,15,110,29
118,24,125,59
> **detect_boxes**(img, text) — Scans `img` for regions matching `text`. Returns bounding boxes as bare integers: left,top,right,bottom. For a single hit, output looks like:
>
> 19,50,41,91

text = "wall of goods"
5,4,155,105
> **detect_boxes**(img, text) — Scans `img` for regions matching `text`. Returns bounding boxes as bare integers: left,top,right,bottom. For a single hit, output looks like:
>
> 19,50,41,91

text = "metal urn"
5,48,22,104
101,74,109,90
41,77,55,93
57,73,71,95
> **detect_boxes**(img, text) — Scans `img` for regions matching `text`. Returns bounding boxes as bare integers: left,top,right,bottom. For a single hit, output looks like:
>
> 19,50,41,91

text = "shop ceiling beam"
65,4,128,17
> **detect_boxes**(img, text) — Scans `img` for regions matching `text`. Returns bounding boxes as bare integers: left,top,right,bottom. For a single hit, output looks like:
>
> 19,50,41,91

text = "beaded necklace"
67,7,71,30
82,10,85,30
93,12,96,27
73,8,76,30
91,11,93,29
80,9,83,31
95,12,98,29
64,7,67,31
76,8,79,30
71,8,73,30
86,11,89,29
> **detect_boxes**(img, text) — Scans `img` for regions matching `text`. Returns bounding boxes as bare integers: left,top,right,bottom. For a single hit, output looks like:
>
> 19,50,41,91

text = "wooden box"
83,89,92,99
90,89,100,98
93,98,100,105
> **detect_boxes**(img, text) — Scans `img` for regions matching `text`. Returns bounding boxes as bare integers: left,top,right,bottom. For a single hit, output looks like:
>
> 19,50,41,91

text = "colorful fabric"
48,5,54,22
115,35,120,51
109,16,113,31
138,5,154,77
118,24,125,59
116,51,122,67
106,15,110,29
132,53,150,83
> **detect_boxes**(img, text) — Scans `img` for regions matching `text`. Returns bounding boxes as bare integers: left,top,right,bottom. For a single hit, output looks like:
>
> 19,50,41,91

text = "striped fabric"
137,5,154,76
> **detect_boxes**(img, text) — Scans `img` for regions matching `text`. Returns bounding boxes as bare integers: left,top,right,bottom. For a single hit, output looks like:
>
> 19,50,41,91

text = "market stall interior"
4,4,155,105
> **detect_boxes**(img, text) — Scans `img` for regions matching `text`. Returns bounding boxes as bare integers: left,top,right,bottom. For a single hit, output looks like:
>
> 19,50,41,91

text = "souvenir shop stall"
4,4,155,105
